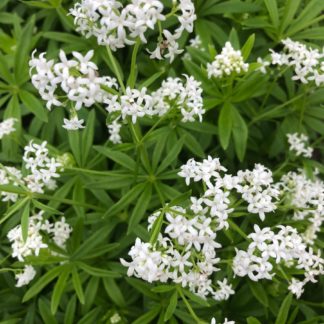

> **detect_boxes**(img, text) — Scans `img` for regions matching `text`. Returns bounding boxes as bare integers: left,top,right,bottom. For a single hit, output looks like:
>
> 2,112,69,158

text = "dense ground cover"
0,0,324,323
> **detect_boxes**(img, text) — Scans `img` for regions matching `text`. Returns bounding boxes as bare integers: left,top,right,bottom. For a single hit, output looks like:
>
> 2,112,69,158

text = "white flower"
207,42,249,79
108,119,122,144
287,133,313,158
0,118,17,139
63,116,85,130
15,265,36,287
288,278,305,299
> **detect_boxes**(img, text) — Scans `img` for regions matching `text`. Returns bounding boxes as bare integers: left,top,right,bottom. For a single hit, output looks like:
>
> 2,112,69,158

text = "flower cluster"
233,225,324,298
0,118,17,139
207,42,249,79
23,141,62,194
105,74,204,126
7,212,72,287
0,141,62,202
287,133,313,158
29,49,118,119
211,318,235,324
278,169,324,245
121,206,234,301
70,0,196,62
270,38,324,85
179,157,279,223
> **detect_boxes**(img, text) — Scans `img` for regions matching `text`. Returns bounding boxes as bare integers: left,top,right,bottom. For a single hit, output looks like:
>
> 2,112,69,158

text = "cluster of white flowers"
107,119,122,144
235,164,279,221
15,265,37,288
29,49,118,122
105,74,204,126
233,224,324,298
23,141,62,194
151,75,205,122
7,212,72,287
270,38,324,85
121,206,234,301
0,141,62,202
207,42,249,79
287,133,313,158
70,0,196,62
278,170,324,245
0,118,17,139
179,157,279,223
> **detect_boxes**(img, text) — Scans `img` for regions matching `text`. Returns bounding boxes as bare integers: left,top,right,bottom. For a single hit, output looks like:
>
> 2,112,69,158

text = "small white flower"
63,116,85,130
0,118,17,139
15,265,36,287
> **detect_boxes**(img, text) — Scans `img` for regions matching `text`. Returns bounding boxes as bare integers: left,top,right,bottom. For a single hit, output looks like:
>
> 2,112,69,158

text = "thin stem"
127,38,141,88
106,46,126,93
177,286,203,323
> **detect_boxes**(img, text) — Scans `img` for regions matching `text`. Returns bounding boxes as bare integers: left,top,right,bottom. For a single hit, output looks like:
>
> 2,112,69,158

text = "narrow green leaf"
81,110,95,166
23,266,63,302
72,267,85,304
241,34,255,60
133,306,161,324
151,285,176,293
94,146,136,171
232,107,248,161
280,0,302,33
218,102,233,150
247,317,262,324
32,200,63,215
157,136,185,174
19,90,48,122
64,296,76,324
164,291,178,322
182,288,210,307
128,183,152,234
264,0,279,28
21,201,30,243
0,197,29,225
275,293,293,324
14,16,35,81
103,278,126,307
38,298,58,324
68,130,82,166
51,269,70,314
105,182,146,218
77,262,121,278
248,281,269,307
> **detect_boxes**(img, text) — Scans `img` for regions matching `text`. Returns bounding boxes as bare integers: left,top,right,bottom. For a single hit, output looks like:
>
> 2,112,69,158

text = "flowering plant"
0,0,324,323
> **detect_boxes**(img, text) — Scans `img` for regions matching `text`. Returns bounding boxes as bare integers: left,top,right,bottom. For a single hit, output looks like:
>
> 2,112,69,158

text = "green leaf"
133,306,161,324
248,281,269,307
21,1,54,8
275,293,293,324
77,262,121,278
103,278,126,307
149,209,165,244
81,110,95,166
0,197,29,225
125,277,159,300
19,90,48,122
232,107,248,161
182,288,210,307
201,0,260,15
164,291,178,322
21,201,30,243
105,182,146,218
15,16,35,82
72,267,85,304
23,266,64,302
247,317,262,324
280,0,302,33
128,183,152,234
68,130,82,166
241,34,255,60
0,53,14,84
32,200,63,215
264,0,279,28
94,146,136,171
179,128,205,158
157,136,185,174
38,298,58,324
151,285,176,293
218,102,233,150
51,269,70,314
64,296,76,324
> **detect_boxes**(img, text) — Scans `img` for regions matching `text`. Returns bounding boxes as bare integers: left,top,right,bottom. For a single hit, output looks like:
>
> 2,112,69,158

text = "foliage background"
0,0,324,323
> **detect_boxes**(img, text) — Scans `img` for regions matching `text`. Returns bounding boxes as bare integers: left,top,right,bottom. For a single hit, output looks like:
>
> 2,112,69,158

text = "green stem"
177,286,203,323
106,46,126,93
127,38,141,88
